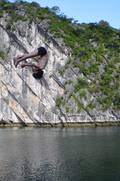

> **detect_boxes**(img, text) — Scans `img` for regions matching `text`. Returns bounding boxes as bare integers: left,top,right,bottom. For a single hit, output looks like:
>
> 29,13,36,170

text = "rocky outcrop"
0,19,68,125
0,17,120,126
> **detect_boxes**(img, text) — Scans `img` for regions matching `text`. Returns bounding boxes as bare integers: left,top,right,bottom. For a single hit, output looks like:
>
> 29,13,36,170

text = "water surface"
0,127,120,181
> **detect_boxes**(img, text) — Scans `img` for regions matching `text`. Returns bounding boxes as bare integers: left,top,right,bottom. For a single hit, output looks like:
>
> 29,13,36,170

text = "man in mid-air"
13,47,48,79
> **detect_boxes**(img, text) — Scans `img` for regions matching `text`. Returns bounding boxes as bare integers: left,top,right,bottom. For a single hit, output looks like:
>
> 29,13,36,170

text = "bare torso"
36,54,48,70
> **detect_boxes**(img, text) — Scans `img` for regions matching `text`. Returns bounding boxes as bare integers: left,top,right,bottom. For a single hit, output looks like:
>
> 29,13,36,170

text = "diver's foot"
13,57,19,68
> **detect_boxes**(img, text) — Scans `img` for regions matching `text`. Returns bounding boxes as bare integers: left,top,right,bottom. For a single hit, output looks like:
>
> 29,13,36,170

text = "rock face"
0,18,120,126
0,20,68,125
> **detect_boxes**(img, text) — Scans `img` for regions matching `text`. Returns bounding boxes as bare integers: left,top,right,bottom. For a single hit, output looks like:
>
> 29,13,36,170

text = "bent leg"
13,50,39,68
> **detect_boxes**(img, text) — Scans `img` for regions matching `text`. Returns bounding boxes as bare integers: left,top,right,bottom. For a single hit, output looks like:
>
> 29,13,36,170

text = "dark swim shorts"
32,69,43,79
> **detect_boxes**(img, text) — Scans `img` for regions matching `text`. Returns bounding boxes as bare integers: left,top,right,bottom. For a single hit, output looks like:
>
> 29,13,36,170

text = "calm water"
0,127,120,181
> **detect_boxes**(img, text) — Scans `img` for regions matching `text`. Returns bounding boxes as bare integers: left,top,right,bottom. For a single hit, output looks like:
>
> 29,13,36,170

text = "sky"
9,0,120,29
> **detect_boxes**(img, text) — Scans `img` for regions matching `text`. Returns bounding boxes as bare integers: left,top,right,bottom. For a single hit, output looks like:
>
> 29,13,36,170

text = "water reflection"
0,128,120,181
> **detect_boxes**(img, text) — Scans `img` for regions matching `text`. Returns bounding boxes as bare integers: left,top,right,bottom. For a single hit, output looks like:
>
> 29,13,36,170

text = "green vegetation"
0,51,5,59
56,97,62,108
0,0,120,111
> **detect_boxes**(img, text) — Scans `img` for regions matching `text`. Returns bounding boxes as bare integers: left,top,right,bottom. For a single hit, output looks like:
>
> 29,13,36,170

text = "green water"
0,127,120,181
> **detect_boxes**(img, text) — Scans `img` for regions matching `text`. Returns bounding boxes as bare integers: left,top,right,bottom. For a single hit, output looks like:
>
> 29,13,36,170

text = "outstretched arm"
14,50,39,67
19,51,38,61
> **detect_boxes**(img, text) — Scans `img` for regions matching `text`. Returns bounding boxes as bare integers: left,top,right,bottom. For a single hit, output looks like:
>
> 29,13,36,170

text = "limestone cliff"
0,18,69,125
0,1,120,126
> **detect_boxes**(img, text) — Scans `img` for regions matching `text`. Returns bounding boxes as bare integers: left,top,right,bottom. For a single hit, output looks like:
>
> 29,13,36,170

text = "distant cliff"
0,1,120,126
